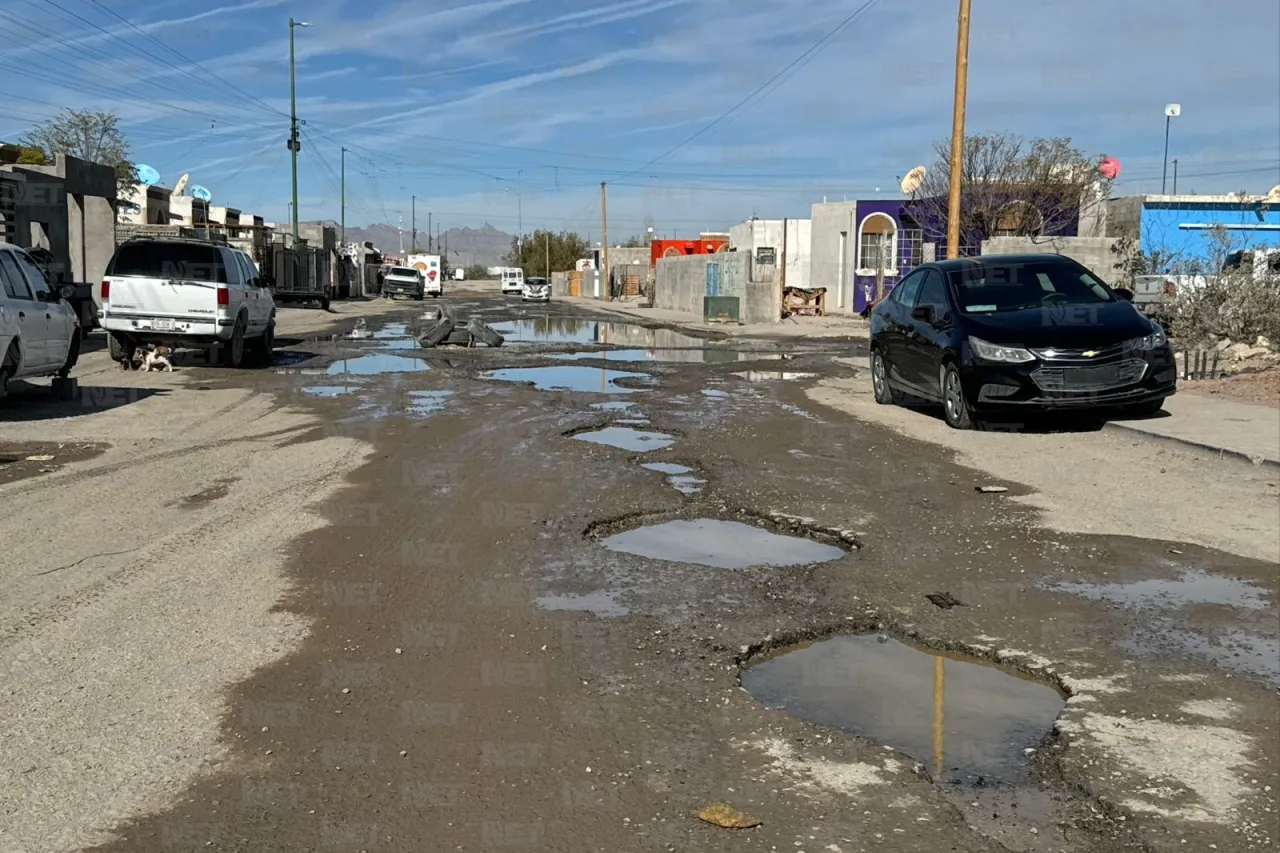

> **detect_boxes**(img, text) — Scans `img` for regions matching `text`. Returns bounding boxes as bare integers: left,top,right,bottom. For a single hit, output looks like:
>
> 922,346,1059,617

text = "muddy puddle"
733,370,817,382
552,348,781,364
742,635,1066,786
1046,569,1271,610
492,318,709,348
301,385,360,397
641,462,705,494
484,366,649,393
600,519,843,569
590,401,634,412
325,353,429,375
573,427,675,451
408,390,453,416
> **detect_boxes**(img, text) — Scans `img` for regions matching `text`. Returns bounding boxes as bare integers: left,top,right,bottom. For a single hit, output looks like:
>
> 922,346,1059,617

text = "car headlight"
969,336,1035,363
1134,323,1167,350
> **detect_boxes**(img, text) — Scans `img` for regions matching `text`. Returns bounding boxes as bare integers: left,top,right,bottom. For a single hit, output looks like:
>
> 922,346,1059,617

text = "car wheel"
319,295,331,310
940,362,978,430
0,343,16,399
107,331,136,366
249,323,275,368
221,317,246,368
57,330,81,379
871,348,903,405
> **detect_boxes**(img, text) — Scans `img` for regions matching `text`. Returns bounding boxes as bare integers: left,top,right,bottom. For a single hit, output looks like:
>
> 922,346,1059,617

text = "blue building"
1107,193,1280,269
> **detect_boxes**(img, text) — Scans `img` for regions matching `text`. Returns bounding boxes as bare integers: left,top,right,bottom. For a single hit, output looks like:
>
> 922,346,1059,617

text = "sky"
2,0,1278,240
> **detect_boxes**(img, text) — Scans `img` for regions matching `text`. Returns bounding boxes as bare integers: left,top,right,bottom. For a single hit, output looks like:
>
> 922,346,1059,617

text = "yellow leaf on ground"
697,803,761,828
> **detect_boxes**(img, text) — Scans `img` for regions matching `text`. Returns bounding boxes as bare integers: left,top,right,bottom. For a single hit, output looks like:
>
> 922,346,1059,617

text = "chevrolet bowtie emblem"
1082,349,1099,357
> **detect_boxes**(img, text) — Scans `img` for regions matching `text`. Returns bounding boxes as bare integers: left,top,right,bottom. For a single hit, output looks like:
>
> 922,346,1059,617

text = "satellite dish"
899,165,926,195
1265,184,1280,203
1164,103,1181,118
173,173,190,196
190,185,212,202
135,164,160,186
1098,156,1122,181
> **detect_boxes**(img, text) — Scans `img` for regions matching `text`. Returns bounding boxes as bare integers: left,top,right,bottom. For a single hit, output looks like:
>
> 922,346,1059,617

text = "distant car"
500,267,524,295
868,254,1176,429
382,266,425,300
0,244,81,399
522,277,550,302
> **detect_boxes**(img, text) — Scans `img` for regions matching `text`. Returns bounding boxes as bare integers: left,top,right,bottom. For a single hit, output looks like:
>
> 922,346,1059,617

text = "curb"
1102,421,1280,470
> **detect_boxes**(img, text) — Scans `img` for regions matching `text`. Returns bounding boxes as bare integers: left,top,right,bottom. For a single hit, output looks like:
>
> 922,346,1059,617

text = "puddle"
600,519,843,569
733,370,817,382
1124,624,1280,685
408,390,453,416
1047,570,1271,610
326,353,429,375
372,323,409,339
741,635,1066,786
379,339,420,350
492,319,708,348
552,349,780,364
590,401,635,412
573,427,675,452
640,462,706,495
484,366,649,393
616,417,650,425
536,591,629,617
701,389,730,398
302,385,360,397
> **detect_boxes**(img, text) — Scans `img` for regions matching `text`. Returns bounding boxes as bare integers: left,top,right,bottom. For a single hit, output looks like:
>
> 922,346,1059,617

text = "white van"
500,267,524,295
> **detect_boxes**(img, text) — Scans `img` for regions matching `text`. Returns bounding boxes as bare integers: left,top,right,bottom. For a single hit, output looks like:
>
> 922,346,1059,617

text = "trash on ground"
976,485,1009,493
697,803,761,829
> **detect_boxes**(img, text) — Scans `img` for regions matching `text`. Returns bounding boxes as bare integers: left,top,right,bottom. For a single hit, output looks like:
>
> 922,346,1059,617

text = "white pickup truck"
100,237,275,368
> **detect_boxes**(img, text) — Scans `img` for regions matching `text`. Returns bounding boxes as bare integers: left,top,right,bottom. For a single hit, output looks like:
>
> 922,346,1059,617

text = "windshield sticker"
966,304,998,312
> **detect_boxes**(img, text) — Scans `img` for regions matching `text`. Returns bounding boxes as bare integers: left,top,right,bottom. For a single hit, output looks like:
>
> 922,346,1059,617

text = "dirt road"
1,291,1275,853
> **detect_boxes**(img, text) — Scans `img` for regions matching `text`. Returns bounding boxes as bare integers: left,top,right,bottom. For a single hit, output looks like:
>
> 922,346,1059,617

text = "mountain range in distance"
338,222,515,267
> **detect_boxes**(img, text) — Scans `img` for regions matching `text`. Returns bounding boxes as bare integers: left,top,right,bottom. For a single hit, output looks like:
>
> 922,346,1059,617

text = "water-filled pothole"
326,353,429,375
733,370,817,382
573,426,675,451
742,635,1065,786
492,319,708,347
641,462,705,494
484,366,649,393
408,390,453,416
600,518,843,569
301,385,360,397
552,349,781,364
1045,569,1271,610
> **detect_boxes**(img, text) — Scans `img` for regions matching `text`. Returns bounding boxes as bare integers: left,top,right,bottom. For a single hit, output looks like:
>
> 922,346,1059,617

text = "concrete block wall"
654,252,777,323
809,202,858,314
981,235,1125,282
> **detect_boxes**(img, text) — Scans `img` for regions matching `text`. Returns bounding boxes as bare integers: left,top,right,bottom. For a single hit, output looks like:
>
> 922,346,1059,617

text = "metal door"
705,262,720,297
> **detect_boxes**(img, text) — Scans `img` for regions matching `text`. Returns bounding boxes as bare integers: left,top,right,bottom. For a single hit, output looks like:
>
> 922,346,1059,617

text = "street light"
288,17,310,242
1162,103,1181,195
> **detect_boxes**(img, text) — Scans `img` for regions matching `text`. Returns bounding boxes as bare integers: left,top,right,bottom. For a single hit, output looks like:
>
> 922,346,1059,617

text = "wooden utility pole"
545,231,550,279
945,0,972,260
600,182,610,301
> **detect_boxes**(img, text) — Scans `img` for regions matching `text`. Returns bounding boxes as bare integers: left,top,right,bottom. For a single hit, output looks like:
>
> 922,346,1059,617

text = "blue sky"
2,0,1278,239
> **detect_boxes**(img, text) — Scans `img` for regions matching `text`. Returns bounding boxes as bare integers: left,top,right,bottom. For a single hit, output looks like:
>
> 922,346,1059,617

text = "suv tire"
220,317,246,368
107,331,136,367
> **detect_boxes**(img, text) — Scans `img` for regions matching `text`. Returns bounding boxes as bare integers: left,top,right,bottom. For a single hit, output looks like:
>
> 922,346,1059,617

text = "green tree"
22,108,135,198
618,234,647,248
464,263,490,280
504,229,589,277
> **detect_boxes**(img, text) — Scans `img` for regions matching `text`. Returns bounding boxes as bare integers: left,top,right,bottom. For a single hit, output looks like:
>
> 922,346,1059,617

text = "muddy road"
1,288,1275,853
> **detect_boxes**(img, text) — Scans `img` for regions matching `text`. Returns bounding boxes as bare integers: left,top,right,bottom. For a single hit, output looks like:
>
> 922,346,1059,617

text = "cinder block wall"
654,253,777,322
981,236,1125,282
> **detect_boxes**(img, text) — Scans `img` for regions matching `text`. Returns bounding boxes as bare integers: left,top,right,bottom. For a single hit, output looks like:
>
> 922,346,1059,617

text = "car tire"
107,331,136,367
319,294,331,311
870,348,904,405
57,330,81,379
466,317,504,347
940,362,979,430
0,343,17,400
248,323,275,368
221,317,246,368
417,317,455,348
443,328,474,346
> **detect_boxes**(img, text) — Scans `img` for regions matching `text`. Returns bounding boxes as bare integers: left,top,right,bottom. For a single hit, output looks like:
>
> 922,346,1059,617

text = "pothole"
590,401,635,412
408,390,453,417
324,353,429,375
552,349,783,364
742,635,1066,786
641,462,705,494
733,370,817,382
572,426,675,452
595,517,846,569
301,385,360,397
491,319,710,347
484,366,650,393
1045,569,1271,610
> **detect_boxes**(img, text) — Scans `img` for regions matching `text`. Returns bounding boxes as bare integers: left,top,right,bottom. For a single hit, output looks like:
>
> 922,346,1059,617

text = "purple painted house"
849,199,924,314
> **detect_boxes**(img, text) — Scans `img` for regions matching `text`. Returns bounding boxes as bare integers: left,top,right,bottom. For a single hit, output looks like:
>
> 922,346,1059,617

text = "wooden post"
545,231,550,279
945,0,972,260
601,182,609,301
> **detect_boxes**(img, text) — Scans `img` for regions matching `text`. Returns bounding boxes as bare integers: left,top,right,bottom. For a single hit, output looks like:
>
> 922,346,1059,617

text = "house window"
857,213,897,275
992,201,1044,237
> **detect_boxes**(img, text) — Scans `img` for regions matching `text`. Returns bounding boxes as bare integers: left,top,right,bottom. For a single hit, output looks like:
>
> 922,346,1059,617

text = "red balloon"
1098,156,1121,180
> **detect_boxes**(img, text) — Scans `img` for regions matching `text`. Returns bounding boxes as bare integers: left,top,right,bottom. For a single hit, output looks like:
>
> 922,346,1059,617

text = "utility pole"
545,231,550,279
288,17,309,243
340,146,346,245
600,182,609,301
1162,105,1180,194
428,212,432,252
517,169,524,250
412,195,418,253
945,0,971,260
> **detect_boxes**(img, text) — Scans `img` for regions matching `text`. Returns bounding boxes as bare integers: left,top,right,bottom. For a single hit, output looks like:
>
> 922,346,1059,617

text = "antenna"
173,173,190,196
899,165,926,195
135,164,160,186
190,185,212,202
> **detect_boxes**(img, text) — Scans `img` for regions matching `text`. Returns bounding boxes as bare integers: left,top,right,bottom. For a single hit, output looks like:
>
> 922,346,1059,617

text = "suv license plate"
153,318,174,331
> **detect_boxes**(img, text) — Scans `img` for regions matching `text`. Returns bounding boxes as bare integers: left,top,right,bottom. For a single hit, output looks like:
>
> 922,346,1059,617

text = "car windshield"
946,260,1115,314
390,267,418,277
526,278,547,286
110,241,227,282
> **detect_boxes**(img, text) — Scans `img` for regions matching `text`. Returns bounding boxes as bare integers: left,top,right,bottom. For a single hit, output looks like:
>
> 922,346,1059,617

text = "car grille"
1031,359,1147,392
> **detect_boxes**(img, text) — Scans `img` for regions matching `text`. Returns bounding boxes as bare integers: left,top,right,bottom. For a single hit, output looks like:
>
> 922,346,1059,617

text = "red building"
650,236,728,267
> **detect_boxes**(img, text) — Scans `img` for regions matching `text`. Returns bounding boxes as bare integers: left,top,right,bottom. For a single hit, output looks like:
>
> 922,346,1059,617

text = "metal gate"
705,262,720,297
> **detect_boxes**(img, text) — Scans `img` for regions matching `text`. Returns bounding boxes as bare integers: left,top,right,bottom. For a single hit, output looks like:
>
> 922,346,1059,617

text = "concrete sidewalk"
557,296,870,340
1107,394,1280,468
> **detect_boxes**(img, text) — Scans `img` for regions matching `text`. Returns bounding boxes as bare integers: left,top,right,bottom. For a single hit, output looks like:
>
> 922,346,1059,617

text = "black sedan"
868,254,1176,429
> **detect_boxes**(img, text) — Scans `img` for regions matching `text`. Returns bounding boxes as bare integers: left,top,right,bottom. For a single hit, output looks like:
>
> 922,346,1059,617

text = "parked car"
522,276,551,302
500,267,524,295
0,244,81,399
382,266,425,300
100,236,275,369
868,254,1176,429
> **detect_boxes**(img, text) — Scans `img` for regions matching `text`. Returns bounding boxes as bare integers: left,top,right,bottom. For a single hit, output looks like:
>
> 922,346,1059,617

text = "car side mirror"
58,284,76,300
911,305,935,324
1114,287,1134,302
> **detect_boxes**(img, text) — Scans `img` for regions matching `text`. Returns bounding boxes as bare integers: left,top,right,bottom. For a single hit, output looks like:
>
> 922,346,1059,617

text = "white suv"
0,244,81,399
101,237,275,368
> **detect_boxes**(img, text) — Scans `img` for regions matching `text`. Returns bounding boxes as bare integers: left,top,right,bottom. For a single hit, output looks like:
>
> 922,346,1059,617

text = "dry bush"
1162,270,1280,347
